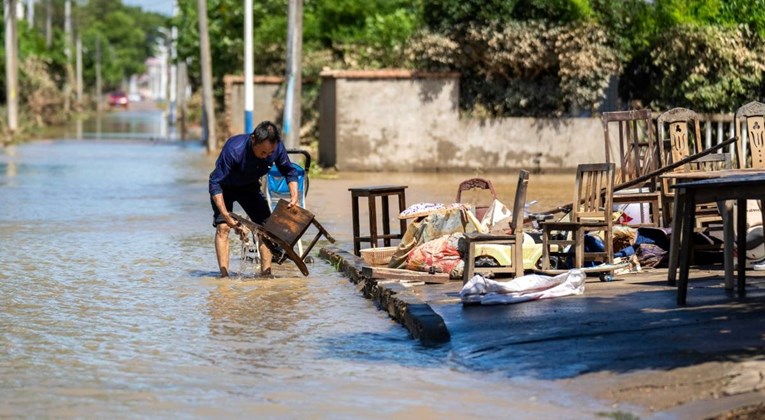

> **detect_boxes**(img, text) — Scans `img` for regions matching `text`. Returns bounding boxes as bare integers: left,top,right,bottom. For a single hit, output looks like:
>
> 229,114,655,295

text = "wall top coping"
223,74,284,84
319,69,460,80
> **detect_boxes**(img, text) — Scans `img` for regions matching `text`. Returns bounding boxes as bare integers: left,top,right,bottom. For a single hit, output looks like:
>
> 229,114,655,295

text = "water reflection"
42,106,182,142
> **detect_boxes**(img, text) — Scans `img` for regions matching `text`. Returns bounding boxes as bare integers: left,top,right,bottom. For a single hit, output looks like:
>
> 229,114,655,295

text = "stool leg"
381,195,391,247
351,194,361,256
368,195,378,248
398,191,407,241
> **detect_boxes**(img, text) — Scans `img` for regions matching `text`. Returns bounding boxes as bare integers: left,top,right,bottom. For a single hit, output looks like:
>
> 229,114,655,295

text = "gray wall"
224,75,284,138
319,70,605,172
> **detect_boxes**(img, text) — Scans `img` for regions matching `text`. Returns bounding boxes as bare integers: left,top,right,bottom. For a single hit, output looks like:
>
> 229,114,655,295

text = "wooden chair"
658,107,731,228
734,100,765,243
455,177,498,222
735,101,765,170
541,163,615,270
601,109,662,227
460,170,529,283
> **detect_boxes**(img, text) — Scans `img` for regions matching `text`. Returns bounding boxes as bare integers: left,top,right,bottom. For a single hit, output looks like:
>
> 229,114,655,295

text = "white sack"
460,269,586,305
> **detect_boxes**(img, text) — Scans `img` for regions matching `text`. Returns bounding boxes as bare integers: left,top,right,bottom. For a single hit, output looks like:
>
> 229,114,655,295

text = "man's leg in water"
215,223,231,277
238,188,273,276
259,236,272,275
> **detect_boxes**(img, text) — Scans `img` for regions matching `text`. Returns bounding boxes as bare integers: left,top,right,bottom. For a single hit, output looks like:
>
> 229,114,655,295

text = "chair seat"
463,232,517,242
612,191,661,200
542,221,608,230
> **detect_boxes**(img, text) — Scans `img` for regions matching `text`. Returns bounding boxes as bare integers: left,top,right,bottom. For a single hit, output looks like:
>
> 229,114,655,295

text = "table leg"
719,200,735,290
737,199,747,298
678,191,696,305
668,192,683,286
368,195,378,248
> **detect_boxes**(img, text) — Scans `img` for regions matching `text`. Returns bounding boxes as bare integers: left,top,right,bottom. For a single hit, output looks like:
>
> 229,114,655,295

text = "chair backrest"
657,107,704,171
601,109,659,185
735,101,765,169
510,170,530,234
455,177,497,221
572,163,615,226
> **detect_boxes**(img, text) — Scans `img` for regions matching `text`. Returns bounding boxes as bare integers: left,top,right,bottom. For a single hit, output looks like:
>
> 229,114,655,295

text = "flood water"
0,108,605,417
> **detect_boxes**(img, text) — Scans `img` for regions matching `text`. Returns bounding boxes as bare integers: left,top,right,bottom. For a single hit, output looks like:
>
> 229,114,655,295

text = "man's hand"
224,214,245,234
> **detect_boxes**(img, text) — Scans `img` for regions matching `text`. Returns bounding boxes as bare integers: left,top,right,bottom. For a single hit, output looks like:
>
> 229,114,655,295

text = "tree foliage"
647,25,765,112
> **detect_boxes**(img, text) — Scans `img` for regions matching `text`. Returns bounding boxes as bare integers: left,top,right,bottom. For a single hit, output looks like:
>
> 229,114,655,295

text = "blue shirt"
208,134,298,195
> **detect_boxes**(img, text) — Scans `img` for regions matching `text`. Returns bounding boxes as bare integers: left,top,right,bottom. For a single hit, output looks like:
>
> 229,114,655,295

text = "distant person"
209,121,299,277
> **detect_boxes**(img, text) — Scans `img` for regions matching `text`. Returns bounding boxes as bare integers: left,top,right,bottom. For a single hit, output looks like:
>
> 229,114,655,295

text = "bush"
409,21,619,116
647,24,765,112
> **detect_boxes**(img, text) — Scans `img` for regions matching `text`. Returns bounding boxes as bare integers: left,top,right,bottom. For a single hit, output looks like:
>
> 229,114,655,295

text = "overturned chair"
459,170,530,284
232,199,335,276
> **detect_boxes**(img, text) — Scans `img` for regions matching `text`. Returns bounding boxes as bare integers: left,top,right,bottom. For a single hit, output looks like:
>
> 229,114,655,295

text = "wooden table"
664,169,765,291
668,173,765,305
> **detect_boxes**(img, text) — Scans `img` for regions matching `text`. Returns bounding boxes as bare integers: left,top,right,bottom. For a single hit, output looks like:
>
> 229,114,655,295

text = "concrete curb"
319,246,451,346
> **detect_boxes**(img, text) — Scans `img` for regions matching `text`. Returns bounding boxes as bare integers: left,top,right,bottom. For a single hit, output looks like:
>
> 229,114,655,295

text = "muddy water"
0,111,604,417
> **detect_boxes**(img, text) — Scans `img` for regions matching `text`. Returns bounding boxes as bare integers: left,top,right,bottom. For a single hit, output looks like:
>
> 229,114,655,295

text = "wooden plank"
533,261,629,276
361,266,450,284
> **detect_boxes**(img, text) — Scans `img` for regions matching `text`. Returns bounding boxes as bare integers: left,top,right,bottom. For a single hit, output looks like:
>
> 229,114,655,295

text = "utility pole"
4,0,19,132
197,0,216,152
45,0,50,48
169,26,177,126
95,36,102,111
177,60,187,139
244,0,253,133
63,0,72,113
282,0,302,148
26,0,33,27
76,34,83,107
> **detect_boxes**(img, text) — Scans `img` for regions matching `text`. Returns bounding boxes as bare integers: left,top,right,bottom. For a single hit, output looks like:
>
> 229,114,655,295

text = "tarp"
460,269,586,305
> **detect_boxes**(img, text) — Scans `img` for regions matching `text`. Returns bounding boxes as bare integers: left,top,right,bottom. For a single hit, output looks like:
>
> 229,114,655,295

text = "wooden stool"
349,185,407,256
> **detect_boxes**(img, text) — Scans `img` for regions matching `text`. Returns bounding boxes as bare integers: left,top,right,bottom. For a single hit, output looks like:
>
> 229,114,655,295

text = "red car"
107,91,129,108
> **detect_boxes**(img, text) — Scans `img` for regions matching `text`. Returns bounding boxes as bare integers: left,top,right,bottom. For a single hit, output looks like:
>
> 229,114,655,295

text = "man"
209,121,299,277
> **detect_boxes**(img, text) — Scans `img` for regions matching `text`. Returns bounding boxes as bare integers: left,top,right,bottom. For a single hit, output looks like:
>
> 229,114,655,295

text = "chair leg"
574,228,585,268
514,239,524,278
463,240,475,284
542,228,551,270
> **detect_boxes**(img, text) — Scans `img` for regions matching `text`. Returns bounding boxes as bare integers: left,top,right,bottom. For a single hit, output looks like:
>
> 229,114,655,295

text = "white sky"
123,0,175,16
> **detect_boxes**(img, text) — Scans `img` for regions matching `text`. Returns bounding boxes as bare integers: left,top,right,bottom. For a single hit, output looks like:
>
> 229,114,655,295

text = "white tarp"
460,269,586,305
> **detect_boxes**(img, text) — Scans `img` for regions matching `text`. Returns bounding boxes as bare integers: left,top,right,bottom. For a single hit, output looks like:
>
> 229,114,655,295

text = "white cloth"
460,270,586,305
480,199,513,233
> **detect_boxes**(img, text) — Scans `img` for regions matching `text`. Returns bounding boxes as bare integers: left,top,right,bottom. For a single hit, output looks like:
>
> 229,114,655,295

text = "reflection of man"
209,121,299,277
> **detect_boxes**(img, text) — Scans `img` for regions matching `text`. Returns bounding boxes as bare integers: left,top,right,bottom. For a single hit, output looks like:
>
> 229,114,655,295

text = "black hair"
250,121,281,146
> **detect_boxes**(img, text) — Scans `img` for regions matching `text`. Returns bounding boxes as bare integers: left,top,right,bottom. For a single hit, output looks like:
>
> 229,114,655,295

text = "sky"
123,0,175,16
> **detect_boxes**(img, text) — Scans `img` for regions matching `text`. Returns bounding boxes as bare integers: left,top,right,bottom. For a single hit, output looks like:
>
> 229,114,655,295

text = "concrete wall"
223,75,284,138
319,70,605,172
